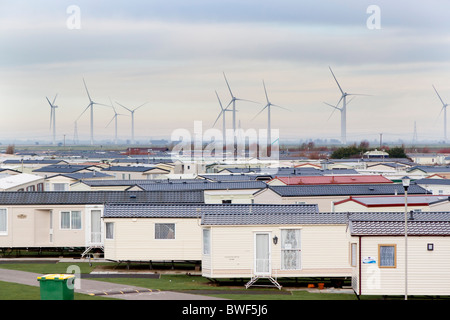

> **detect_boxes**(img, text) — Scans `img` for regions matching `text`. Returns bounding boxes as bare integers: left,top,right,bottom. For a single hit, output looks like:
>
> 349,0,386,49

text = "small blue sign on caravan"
363,257,376,264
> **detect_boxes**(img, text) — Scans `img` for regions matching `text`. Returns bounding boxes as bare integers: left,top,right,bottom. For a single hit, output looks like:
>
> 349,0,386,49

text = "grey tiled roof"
0,190,204,205
104,203,320,219
102,166,162,172
77,178,207,187
49,172,114,180
198,174,264,182
136,181,268,191
33,165,95,173
268,184,427,197
202,211,346,226
407,165,450,173
348,212,450,236
414,178,450,185
2,159,67,165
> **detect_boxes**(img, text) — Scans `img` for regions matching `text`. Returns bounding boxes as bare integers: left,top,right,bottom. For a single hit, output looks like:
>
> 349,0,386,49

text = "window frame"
280,228,302,271
105,222,114,240
378,244,397,268
60,210,82,230
350,242,357,267
0,208,7,235
154,223,176,240
203,228,211,255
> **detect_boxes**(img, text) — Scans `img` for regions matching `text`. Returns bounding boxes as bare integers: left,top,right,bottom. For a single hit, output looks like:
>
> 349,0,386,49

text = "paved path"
0,268,225,300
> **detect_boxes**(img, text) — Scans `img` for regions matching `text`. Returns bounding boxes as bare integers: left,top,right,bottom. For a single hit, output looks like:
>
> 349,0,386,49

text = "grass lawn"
1,261,445,301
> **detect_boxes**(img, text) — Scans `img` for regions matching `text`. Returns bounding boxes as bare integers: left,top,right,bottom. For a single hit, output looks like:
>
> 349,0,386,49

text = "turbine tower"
116,101,148,144
222,72,258,158
77,78,110,145
252,80,290,156
46,94,58,145
328,67,369,145
433,85,448,143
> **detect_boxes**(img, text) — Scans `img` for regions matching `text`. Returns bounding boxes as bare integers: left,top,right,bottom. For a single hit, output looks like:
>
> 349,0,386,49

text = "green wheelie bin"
37,274,75,300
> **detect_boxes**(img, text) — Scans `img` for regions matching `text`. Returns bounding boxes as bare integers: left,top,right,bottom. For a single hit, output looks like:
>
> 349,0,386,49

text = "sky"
1,0,450,146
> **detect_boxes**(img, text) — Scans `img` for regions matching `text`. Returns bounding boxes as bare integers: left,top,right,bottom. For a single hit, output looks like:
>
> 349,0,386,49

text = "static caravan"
253,184,428,212
333,195,448,213
347,212,450,297
0,191,204,255
102,203,319,268
201,209,351,289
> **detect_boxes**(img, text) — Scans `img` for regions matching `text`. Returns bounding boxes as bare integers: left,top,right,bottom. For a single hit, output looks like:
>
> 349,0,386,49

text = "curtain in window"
203,229,210,254
0,209,6,233
351,243,357,267
53,183,67,191
281,229,301,270
71,211,82,229
155,223,175,239
61,212,71,229
379,246,395,267
105,222,114,239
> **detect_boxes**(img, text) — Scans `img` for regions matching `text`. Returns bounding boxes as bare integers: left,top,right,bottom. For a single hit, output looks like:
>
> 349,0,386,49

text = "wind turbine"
433,85,448,142
116,101,148,144
46,94,58,145
328,66,369,144
253,80,290,154
76,78,110,145
222,72,258,158
106,99,127,145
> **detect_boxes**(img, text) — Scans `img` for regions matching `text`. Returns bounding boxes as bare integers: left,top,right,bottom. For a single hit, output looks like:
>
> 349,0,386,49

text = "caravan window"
379,244,396,268
60,211,82,230
203,229,211,255
105,222,114,239
281,229,301,270
155,223,175,239
0,209,7,235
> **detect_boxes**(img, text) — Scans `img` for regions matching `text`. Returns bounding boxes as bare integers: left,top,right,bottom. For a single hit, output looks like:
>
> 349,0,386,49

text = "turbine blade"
433,85,447,106
329,66,344,95
327,108,338,121
223,72,234,98
133,102,148,111
262,80,270,104
94,102,113,108
235,98,260,104
76,104,91,121
116,101,132,112
271,104,291,111
212,110,223,127
52,94,58,105
324,102,341,111
46,97,53,107
83,78,92,102
251,105,268,121
106,115,115,128
215,90,224,111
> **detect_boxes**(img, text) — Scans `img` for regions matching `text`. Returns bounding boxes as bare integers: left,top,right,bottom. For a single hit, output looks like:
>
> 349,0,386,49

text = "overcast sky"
1,0,449,145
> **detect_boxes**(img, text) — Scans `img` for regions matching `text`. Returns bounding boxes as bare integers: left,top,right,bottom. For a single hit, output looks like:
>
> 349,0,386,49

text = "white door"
90,210,102,244
254,233,271,275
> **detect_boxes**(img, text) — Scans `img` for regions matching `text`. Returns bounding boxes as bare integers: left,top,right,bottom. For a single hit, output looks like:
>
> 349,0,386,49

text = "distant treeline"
330,142,408,159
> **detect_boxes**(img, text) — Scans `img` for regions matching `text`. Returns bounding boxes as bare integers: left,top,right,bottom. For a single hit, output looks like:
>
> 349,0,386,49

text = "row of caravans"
1,191,450,297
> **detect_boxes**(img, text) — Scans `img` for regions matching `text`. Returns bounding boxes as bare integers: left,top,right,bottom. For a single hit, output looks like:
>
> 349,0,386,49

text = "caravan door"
254,232,271,276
